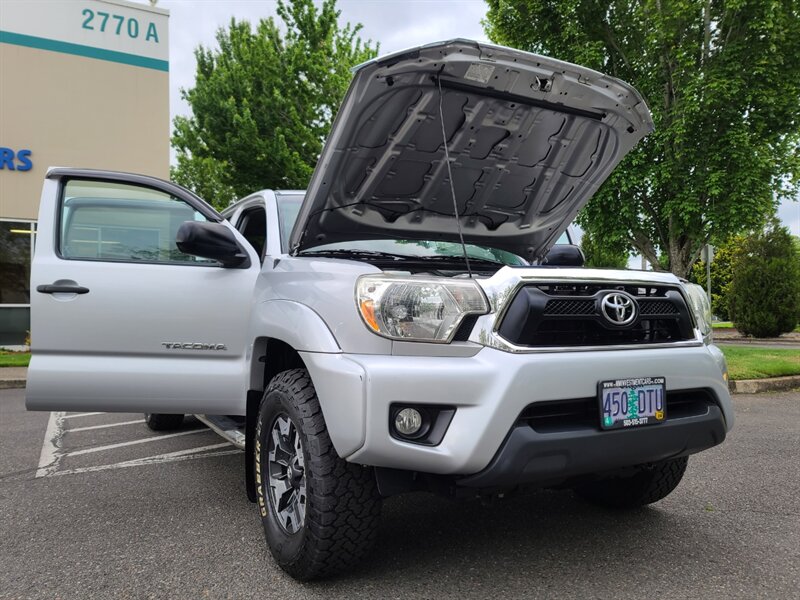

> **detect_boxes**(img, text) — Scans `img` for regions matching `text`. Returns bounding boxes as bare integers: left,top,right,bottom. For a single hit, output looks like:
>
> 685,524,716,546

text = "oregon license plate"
598,377,666,430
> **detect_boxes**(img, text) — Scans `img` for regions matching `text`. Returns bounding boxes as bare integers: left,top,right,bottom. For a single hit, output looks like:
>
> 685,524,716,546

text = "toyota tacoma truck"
26,39,732,580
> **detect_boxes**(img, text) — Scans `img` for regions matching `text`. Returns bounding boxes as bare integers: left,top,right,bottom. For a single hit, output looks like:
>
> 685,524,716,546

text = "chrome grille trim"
469,267,704,353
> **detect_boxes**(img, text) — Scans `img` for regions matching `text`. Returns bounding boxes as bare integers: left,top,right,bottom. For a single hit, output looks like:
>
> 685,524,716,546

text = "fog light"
394,408,423,437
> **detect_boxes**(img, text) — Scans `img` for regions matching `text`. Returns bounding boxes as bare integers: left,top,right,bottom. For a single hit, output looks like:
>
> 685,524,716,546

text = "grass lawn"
720,346,800,380
0,352,30,368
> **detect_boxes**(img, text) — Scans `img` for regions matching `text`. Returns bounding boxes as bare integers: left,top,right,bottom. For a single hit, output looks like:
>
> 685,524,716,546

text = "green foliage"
169,157,236,208
728,223,800,337
171,0,377,209
689,236,745,320
580,230,629,268
720,346,800,380
484,1,800,277
0,352,30,367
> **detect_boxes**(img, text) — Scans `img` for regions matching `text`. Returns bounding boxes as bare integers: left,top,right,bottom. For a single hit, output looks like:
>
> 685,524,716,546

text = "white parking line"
69,419,145,432
35,411,66,478
62,412,105,420
51,443,238,477
65,428,208,457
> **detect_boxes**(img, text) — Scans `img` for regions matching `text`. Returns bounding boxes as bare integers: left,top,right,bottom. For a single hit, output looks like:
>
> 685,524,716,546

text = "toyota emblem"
600,292,637,326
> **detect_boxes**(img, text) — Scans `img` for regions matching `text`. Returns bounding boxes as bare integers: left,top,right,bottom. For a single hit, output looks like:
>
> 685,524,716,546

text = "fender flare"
252,300,340,354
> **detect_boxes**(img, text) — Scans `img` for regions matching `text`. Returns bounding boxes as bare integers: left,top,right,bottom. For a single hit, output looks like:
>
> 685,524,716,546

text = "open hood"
290,39,653,261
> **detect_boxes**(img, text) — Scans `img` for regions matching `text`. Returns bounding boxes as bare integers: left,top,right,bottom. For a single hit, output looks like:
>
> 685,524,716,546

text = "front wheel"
255,368,381,580
574,456,689,509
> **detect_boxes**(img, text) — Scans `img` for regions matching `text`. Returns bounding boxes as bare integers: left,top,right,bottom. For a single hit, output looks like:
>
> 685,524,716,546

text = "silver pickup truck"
26,40,733,580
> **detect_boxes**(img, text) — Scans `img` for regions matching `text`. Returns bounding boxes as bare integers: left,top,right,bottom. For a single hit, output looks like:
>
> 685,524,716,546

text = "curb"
729,375,800,394
717,339,800,347
0,380,26,390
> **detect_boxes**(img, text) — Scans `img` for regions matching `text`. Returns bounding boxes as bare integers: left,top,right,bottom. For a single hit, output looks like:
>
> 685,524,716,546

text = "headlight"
683,283,712,339
356,275,489,342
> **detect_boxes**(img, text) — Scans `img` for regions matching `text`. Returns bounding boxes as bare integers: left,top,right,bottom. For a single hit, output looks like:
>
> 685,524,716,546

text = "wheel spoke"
265,411,307,534
270,476,290,500
286,499,299,529
276,487,295,513
270,427,283,456
273,447,292,466
295,492,306,525
277,416,292,439
268,460,287,480
294,434,305,464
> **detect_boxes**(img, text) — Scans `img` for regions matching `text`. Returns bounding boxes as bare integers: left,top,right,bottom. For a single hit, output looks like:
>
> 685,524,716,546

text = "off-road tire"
255,368,381,580
143,413,184,431
574,456,689,509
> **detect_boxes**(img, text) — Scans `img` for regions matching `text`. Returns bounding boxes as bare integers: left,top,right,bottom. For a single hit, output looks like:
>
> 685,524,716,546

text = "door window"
236,207,267,260
59,179,213,264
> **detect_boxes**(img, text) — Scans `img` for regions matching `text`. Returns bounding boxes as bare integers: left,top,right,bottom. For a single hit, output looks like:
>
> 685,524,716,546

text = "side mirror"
176,221,251,268
542,244,585,267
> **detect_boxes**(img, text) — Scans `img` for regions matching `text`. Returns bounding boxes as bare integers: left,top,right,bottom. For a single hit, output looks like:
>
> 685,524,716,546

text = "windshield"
276,195,529,266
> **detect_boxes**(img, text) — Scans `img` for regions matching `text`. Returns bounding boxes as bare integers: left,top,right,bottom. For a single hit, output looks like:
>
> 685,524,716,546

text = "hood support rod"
437,75,473,279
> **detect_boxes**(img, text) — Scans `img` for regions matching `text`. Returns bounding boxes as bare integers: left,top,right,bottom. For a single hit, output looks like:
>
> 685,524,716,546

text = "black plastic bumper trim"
457,407,726,488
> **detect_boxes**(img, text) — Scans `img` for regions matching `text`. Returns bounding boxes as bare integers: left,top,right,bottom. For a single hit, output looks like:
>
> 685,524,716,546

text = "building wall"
0,44,170,220
0,0,169,345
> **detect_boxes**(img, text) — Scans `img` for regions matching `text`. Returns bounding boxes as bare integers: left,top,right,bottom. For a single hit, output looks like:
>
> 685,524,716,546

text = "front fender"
253,300,341,353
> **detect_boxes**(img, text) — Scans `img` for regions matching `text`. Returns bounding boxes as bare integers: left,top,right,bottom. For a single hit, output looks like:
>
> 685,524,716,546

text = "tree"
171,0,377,208
484,1,800,277
689,235,745,321
728,223,800,337
580,230,630,268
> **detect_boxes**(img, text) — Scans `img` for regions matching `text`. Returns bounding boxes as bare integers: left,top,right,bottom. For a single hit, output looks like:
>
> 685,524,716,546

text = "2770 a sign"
81,7,160,43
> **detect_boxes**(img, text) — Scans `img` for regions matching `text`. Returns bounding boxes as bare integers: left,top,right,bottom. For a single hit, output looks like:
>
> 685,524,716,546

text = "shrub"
689,236,745,321
728,224,800,337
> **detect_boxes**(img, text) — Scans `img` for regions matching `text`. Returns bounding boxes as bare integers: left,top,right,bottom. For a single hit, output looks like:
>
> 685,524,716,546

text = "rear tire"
255,368,381,580
143,413,184,431
574,456,689,509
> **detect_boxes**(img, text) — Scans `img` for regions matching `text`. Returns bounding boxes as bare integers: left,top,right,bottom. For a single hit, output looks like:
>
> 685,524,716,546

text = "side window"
59,179,213,265
236,207,267,260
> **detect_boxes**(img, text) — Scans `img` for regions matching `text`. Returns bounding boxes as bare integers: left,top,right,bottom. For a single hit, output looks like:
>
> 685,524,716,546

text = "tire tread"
260,369,381,580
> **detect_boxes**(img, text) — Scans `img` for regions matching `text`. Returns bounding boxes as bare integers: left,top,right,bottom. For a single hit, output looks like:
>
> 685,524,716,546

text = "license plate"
598,377,666,430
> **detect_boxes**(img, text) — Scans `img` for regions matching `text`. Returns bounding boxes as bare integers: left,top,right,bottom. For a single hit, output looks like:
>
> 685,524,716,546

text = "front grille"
543,299,595,315
519,389,716,433
639,300,679,316
544,298,678,317
497,282,695,347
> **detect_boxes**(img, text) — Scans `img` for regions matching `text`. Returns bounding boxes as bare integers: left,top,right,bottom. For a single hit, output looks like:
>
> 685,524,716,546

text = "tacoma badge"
161,342,227,350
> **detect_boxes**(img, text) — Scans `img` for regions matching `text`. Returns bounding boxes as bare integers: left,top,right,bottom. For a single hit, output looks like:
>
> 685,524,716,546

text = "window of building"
0,220,34,304
0,219,36,346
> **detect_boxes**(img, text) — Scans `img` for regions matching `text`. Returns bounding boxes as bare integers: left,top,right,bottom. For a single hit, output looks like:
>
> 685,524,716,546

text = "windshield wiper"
410,254,508,266
298,249,409,261
299,248,510,267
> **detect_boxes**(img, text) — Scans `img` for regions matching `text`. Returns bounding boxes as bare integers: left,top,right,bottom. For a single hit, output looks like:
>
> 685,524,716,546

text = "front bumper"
300,344,733,477
457,402,725,488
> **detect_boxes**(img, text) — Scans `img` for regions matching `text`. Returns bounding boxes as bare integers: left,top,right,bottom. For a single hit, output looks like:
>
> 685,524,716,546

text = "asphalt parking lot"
1,389,799,599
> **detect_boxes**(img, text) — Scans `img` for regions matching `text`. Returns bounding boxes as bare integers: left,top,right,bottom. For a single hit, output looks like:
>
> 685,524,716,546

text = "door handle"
37,284,90,294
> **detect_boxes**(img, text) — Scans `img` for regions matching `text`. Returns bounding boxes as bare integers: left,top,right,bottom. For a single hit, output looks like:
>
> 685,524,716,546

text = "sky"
154,0,799,238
